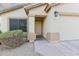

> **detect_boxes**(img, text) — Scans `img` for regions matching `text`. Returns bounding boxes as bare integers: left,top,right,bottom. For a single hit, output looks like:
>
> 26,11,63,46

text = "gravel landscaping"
0,42,42,56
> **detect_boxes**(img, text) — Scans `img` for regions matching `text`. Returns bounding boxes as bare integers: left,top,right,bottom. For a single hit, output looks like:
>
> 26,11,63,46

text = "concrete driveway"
34,39,79,56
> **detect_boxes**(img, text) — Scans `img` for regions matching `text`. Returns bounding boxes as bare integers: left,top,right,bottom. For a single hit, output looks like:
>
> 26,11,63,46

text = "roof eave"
24,3,47,10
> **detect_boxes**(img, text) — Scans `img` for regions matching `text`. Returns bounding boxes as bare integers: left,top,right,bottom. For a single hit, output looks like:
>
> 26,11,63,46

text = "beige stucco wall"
0,8,27,32
56,3,79,40
28,16,35,33
28,16,36,42
28,4,61,41
43,3,79,41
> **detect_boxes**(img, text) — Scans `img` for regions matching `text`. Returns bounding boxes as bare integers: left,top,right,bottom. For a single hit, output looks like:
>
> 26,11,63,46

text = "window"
9,19,27,32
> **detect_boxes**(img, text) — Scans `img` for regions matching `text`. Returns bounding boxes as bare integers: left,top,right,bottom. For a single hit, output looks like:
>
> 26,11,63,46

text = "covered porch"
27,15,47,42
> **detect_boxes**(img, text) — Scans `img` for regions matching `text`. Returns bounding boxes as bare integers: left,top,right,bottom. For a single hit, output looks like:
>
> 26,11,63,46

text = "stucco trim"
27,33,36,42
59,12,79,17
47,32,60,43
28,14,47,17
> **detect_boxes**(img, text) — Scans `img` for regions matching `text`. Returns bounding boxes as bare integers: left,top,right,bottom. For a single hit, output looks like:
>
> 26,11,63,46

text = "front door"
35,21,43,35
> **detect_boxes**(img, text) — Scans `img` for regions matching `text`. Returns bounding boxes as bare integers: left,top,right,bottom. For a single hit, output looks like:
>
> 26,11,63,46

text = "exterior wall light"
54,11,59,17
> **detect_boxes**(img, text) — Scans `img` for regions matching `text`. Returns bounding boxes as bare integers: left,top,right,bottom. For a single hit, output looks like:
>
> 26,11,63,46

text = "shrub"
23,32,28,42
0,30,2,34
0,30,25,48
23,32,27,38
0,30,23,39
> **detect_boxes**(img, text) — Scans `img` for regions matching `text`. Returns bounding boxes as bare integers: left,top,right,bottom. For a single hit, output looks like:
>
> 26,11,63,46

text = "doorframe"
35,15,46,36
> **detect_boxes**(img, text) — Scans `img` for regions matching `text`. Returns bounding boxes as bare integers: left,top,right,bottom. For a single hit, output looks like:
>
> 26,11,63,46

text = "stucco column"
27,16,36,42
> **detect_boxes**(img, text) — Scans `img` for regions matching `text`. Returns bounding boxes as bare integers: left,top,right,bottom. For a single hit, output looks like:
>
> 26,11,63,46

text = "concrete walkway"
1,38,79,56
34,40,79,56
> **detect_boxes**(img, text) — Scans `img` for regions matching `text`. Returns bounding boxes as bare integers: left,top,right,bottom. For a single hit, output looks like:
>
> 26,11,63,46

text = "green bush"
0,30,2,34
23,32,27,38
0,30,23,40
0,30,24,48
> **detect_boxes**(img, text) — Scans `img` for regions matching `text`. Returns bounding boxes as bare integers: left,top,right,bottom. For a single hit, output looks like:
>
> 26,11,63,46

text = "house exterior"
0,3,79,43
